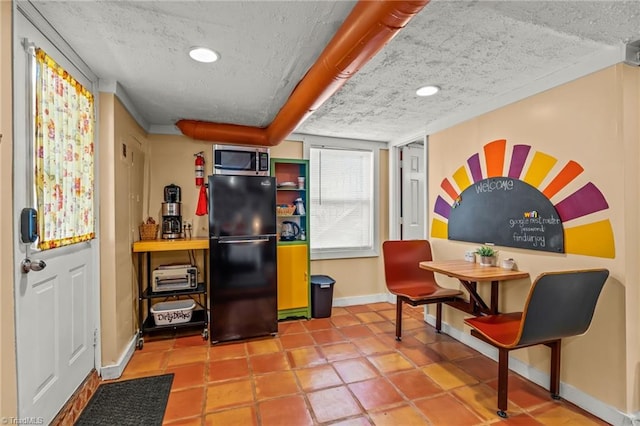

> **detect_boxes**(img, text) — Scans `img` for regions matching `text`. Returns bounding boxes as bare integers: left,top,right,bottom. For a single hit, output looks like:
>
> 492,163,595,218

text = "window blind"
310,147,374,251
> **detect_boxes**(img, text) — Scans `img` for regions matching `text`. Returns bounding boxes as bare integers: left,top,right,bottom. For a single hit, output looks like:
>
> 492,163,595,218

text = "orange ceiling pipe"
176,0,429,146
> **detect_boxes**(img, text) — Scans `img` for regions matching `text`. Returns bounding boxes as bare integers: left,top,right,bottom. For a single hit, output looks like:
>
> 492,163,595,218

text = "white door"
401,143,426,240
13,10,96,424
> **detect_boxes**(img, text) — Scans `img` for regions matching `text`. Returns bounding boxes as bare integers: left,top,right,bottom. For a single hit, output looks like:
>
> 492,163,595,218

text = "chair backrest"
516,269,609,347
382,240,437,288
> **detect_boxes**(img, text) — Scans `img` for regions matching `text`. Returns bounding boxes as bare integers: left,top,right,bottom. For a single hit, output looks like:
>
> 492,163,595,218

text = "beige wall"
147,134,216,239
0,0,18,417
144,135,390,299
99,93,148,365
620,64,640,414
146,137,306,238
429,64,639,413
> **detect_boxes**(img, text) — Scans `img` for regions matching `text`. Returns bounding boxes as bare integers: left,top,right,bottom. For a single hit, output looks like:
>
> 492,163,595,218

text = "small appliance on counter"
162,183,183,239
151,264,197,292
280,221,300,241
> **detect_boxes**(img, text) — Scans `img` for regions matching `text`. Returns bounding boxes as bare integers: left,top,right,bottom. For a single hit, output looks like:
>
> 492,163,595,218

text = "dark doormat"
75,374,174,426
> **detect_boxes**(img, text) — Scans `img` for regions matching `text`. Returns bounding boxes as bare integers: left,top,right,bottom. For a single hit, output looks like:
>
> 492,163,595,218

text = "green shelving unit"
271,158,311,320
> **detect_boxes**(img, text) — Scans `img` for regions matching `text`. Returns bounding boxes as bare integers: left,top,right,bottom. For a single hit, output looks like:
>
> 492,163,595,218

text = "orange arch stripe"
440,178,459,200
484,139,506,177
542,160,584,199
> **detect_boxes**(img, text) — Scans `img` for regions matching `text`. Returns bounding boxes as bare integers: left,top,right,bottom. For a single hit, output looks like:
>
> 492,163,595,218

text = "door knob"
21,258,46,273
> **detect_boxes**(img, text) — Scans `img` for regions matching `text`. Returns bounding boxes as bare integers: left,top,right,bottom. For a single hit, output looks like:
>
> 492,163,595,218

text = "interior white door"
401,143,425,240
13,11,96,424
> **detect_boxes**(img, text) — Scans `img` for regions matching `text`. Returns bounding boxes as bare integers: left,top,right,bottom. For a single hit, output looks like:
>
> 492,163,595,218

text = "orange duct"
176,0,429,146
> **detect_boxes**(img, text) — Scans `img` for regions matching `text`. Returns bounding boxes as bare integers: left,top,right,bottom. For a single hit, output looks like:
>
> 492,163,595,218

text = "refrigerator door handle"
219,238,270,244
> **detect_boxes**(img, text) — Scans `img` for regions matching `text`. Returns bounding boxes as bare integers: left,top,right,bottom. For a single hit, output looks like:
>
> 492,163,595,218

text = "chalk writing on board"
448,177,564,253
474,178,514,193
508,213,561,248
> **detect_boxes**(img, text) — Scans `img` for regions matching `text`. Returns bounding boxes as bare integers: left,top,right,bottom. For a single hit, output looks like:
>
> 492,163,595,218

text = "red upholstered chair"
464,268,609,418
382,240,463,340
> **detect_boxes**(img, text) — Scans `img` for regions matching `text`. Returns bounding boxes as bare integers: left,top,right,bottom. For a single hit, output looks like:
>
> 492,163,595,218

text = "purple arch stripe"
467,154,483,182
508,144,531,179
555,182,609,221
434,196,452,219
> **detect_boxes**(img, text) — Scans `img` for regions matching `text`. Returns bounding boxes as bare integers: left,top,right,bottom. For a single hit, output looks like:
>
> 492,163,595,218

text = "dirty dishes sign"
448,177,564,253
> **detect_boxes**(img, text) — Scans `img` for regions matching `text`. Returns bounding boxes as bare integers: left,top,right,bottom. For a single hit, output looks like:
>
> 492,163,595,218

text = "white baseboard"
625,412,640,426
333,292,394,307
99,334,137,380
423,312,635,426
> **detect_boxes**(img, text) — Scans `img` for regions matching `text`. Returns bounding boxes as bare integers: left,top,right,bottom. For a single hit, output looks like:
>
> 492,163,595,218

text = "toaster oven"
151,265,198,292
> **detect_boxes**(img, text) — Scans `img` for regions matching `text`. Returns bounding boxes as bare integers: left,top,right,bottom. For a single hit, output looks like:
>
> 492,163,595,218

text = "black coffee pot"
164,184,181,203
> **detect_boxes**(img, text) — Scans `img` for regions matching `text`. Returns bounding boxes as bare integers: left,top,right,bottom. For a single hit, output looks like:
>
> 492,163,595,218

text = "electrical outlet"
183,219,192,230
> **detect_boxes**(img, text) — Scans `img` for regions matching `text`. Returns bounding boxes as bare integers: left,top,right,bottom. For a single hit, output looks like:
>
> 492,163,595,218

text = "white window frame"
301,134,385,260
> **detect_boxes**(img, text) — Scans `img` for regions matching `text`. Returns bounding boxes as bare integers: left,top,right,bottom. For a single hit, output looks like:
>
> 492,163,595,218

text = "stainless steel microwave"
213,145,270,176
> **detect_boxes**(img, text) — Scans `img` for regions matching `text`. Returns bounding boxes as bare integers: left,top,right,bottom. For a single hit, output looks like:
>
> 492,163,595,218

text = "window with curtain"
34,48,95,250
309,145,378,259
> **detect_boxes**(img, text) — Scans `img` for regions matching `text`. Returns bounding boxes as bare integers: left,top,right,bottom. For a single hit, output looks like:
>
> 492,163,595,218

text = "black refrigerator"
209,174,278,343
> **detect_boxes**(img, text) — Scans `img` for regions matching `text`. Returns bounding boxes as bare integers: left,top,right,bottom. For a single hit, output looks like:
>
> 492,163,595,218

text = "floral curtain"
35,48,95,250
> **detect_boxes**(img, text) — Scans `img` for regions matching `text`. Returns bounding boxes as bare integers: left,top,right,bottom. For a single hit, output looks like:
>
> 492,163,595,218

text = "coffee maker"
161,184,183,239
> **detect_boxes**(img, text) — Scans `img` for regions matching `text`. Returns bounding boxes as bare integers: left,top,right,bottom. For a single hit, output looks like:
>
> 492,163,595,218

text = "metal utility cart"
132,237,209,349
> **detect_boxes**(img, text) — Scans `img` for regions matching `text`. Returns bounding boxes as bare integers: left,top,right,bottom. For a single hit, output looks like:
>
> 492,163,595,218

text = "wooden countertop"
132,237,209,252
419,259,529,282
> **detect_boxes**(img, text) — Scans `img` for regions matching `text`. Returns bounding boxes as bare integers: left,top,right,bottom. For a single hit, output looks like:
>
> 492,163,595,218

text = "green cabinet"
271,158,310,319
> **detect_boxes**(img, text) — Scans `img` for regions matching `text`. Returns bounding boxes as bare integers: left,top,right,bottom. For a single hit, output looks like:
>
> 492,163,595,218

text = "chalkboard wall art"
431,139,615,258
447,178,564,252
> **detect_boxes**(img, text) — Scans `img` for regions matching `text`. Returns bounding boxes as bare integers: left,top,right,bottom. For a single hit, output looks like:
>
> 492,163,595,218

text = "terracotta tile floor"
115,303,609,425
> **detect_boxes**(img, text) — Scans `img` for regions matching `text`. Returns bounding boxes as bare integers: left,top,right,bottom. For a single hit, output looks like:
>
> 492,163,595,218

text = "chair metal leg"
497,348,509,418
549,340,561,399
435,303,442,333
395,298,403,341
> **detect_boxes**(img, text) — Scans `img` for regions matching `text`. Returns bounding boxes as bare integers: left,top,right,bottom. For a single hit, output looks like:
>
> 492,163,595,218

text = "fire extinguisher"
194,151,205,187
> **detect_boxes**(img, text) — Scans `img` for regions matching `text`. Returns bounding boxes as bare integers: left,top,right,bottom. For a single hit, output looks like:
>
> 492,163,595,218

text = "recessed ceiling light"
189,47,219,63
416,85,440,97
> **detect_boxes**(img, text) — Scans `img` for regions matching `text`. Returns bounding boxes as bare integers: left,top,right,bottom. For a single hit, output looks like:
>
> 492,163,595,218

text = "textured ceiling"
24,0,640,144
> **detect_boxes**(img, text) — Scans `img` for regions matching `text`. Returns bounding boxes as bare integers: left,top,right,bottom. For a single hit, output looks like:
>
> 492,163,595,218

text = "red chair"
464,268,609,418
382,240,463,340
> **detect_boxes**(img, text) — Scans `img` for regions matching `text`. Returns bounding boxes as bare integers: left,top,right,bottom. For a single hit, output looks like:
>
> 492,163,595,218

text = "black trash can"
310,275,336,318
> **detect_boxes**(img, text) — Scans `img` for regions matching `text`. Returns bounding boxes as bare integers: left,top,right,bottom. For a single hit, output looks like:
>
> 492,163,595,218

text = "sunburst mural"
430,139,615,258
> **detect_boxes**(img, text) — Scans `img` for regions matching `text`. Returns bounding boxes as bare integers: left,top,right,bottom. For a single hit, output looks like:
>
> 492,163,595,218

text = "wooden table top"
132,237,209,252
419,259,530,282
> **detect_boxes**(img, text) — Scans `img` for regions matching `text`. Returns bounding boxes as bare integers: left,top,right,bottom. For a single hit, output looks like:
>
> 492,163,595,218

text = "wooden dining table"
419,260,529,316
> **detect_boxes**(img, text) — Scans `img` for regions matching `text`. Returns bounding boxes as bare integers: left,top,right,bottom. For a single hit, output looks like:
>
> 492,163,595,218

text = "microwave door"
215,150,255,172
